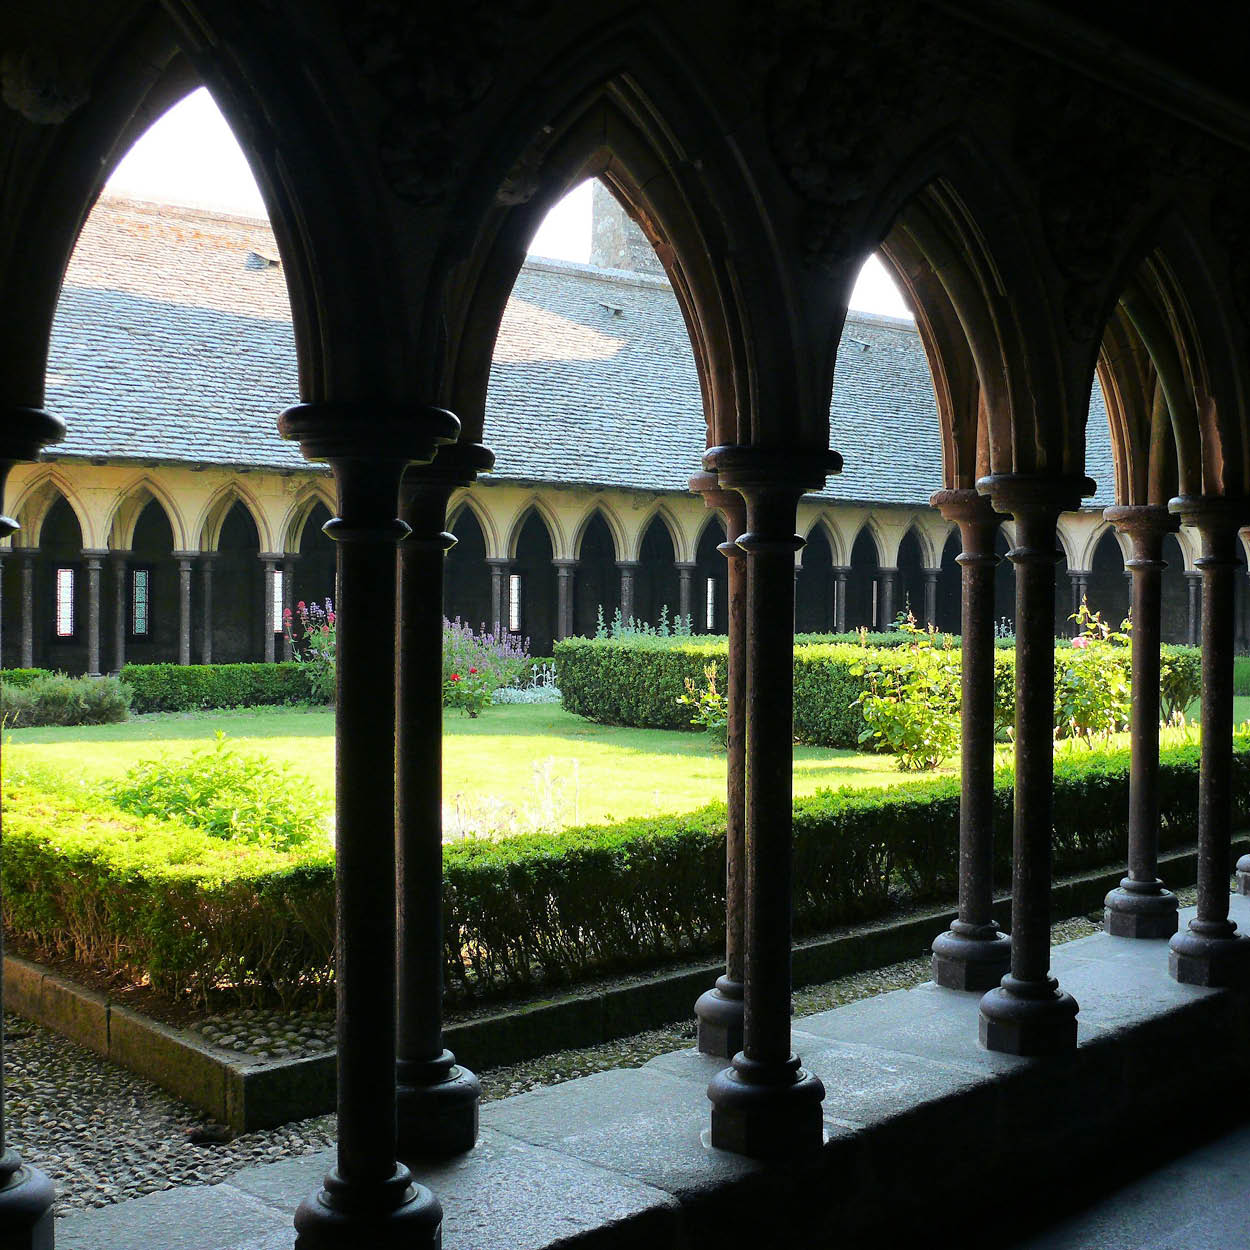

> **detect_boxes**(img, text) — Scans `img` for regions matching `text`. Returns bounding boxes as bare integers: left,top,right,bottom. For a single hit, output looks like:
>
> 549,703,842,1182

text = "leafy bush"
0,672,131,727
0,668,52,688
6,736,1241,1005
108,733,328,851
1234,655,1250,698
443,618,530,699
852,622,961,769
595,605,693,638
676,664,729,748
120,662,318,712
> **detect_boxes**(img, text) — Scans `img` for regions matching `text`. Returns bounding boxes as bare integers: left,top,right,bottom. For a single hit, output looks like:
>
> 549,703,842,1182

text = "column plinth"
690,472,745,1058
1168,496,1250,987
1102,505,1180,939
928,490,1011,991
702,446,840,1157
976,473,1092,1055
279,402,457,1250
394,442,491,1162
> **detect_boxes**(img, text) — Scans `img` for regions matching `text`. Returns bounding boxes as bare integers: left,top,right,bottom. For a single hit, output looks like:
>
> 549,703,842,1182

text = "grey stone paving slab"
231,1129,682,1250
481,1066,761,1200
1010,1122,1250,1250
55,1181,291,1250
1056,950,1214,1032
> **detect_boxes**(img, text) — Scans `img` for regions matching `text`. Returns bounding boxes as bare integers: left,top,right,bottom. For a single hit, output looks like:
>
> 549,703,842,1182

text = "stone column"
929,490,1011,990
83,549,106,676
1069,569,1090,626
833,566,849,633
689,472,747,1057
282,554,298,660
1170,497,1250,985
1103,506,1181,938
1185,570,1201,645
618,560,639,623
199,554,216,663
487,558,512,633
922,567,941,628
259,553,281,663
878,566,898,627
704,444,839,1158
280,401,457,1250
553,558,577,641
977,473,1091,1055
19,548,35,669
111,553,127,673
0,550,6,664
395,443,491,1159
676,560,697,627
174,552,195,666
0,404,63,1247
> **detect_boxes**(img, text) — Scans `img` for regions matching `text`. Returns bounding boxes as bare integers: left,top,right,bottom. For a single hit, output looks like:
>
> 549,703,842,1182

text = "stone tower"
589,180,666,277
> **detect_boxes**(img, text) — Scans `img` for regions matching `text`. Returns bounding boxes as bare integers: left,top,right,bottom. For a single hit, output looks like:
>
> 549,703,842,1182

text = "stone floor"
55,894,1250,1250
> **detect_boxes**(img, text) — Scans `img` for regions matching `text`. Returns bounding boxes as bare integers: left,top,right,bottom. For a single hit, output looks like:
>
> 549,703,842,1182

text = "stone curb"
6,834,1240,1132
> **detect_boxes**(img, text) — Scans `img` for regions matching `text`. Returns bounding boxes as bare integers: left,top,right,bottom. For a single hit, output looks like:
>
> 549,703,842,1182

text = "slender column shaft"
554,559,576,641
395,449,489,1159
0,405,64,1247
1103,506,1179,938
112,554,127,672
260,555,279,663
930,491,1010,990
923,568,940,628
0,552,5,664
175,552,194,666
704,445,838,1159
283,556,298,660
200,555,215,663
618,560,639,622
1169,498,1250,985
84,550,105,676
280,401,457,1250
690,474,746,1056
833,566,849,633
878,566,897,627
1186,571,1201,646
1070,570,1089,623
978,475,1088,1056
487,558,511,633
677,561,696,626
19,550,35,668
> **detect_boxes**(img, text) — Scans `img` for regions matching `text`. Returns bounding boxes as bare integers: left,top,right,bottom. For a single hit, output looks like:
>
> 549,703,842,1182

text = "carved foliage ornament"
338,0,550,205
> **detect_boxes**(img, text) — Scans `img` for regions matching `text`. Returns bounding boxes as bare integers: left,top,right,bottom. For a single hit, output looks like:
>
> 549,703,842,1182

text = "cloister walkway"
56,895,1250,1250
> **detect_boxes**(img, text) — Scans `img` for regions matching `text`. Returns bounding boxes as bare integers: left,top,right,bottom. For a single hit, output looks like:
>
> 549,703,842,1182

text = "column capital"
278,402,459,466
198,550,219,564
257,550,284,563
675,561,698,572
408,440,494,489
931,487,1008,529
1104,503,1180,540
485,557,514,570
703,444,842,494
616,559,641,572
82,547,109,563
691,469,748,540
0,404,64,464
1170,494,1250,535
976,472,1095,519
553,558,578,572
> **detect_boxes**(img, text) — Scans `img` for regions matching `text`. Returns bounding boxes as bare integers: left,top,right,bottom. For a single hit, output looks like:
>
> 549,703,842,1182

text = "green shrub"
120,662,318,712
0,672,131,727
0,668,52,688
108,733,329,851
1234,655,1250,698
5,737,1241,1005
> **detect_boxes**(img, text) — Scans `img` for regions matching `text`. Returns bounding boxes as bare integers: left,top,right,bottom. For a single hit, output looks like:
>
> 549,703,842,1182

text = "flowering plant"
443,665,493,717
441,619,531,716
676,664,729,749
1053,598,1130,744
284,598,336,703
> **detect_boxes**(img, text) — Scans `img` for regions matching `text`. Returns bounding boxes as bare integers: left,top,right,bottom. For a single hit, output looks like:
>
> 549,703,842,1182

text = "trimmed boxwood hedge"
3,738,1241,1004
0,668,52,688
555,637,1200,748
119,663,323,712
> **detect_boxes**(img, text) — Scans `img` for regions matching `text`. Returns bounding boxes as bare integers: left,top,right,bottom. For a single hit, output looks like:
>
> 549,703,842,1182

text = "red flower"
468,667,478,674
449,673,461,682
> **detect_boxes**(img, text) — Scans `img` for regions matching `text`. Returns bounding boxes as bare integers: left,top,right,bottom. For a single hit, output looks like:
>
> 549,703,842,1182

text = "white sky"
107,88,912,319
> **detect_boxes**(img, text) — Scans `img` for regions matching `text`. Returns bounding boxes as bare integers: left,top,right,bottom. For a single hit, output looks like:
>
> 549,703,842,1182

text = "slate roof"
47,198,1114,508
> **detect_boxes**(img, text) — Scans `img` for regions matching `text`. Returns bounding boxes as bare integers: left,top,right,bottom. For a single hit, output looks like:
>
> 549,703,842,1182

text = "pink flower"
1072,635,1090,649
327,612,335,625
297,600,306,612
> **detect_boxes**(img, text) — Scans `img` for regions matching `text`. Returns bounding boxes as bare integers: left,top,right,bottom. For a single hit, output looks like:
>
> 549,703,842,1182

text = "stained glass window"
131,568,150,636
55,567,75,637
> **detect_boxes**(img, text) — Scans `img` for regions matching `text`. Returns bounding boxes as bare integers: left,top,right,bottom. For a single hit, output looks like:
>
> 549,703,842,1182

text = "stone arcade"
3,3,1250,1248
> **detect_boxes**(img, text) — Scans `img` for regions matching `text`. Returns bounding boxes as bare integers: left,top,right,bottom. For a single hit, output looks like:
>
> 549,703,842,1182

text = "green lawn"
4,703,939,833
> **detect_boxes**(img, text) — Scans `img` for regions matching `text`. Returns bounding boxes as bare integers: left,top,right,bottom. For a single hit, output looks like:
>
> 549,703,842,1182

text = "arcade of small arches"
5,464,1239,670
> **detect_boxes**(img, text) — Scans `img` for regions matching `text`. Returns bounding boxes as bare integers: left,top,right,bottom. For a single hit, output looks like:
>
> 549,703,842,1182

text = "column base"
707,1053,825,1159
1103,878,1179,939
294,1165,441,1249
1236,854,1250,896
396,1051,481,1158
695,975,745,1058
979,976,1078,1056
1169,923,1250,987
0,1153,55,1250
931,926,1012,992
